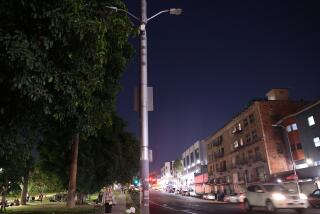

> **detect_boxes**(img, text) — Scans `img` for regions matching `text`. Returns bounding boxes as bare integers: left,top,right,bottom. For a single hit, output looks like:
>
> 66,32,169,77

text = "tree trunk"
20,174,29,205
20,160,31,205
66,133,79,208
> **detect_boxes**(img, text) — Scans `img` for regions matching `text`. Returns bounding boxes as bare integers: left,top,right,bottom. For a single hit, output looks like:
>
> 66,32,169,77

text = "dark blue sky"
116,0,320,173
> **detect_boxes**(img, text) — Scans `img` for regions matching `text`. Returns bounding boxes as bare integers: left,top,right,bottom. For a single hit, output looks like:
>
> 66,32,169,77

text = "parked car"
203,193,216,200
189,189,197,197
224,193,245,203
244,183,308,213
175,189,181,195
181,190,190,196
308,189,320,208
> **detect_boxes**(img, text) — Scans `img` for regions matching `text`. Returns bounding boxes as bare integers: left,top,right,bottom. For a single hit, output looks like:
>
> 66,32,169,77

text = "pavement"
112,192,126,214
92,191,127,214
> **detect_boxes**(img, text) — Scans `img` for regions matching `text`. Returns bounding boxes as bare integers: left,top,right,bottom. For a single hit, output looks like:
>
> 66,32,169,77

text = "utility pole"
106,3,182,214
139,0,149,213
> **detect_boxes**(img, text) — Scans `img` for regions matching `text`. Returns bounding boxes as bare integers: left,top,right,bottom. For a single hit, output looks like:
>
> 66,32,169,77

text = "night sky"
116,0,320,173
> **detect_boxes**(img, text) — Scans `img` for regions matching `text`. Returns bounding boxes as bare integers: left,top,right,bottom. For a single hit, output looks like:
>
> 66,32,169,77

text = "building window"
291,123,298,131
195,149,200,160
314,137,320,148
252,130,258,140
220,135,223,142
296,143,302,150
254,147,262,160
248,150,254,159
190,152,194,164
240,138,244,146
234,140,239,148
308,116,315,126
244,118,249,127
286,125,292,132
249,114,255,123
246,134,251,143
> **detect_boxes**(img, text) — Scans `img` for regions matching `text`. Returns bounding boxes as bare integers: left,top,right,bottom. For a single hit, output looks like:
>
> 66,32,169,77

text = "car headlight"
272,193,286,200
299,193,308,200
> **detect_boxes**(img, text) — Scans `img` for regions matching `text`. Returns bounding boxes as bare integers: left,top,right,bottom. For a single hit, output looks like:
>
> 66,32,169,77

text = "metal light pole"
272,124,301,194
139,1,149,213
106,3,182,214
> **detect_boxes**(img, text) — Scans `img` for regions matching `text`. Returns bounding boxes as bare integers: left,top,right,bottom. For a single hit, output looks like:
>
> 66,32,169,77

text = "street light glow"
170,8,183,15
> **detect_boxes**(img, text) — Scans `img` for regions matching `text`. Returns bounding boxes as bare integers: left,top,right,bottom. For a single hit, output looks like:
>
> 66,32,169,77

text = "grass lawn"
4,202,97,214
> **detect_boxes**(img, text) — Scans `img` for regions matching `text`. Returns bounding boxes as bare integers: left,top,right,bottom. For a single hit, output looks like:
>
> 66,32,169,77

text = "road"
149,191,319,214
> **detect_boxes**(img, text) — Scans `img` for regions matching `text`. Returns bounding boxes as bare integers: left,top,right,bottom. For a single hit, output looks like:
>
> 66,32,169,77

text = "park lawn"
5,202,95,214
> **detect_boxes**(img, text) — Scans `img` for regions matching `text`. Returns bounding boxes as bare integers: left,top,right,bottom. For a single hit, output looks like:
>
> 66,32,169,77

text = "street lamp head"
169,8,183,15
106,6,118,11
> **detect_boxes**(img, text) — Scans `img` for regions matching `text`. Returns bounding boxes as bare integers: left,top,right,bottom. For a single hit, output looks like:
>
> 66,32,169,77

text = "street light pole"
106,4,182,213
272,124,301,194
139,1,150,213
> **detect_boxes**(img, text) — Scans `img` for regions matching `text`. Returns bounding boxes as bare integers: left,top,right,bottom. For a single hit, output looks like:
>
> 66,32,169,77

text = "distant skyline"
116,0,320,173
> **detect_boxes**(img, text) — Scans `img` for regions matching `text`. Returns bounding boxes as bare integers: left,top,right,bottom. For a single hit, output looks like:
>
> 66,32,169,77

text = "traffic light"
133,177,139,186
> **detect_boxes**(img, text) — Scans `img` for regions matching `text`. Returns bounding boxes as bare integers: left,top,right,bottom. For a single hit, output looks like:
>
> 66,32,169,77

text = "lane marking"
150,200,198,214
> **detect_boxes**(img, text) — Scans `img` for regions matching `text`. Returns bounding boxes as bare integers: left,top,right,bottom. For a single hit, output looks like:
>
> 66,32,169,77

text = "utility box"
134,87,154,112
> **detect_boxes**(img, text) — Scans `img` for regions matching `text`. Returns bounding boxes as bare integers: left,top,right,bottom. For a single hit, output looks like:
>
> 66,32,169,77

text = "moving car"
203,193,216,200
244,183,308,213
308,189,320,208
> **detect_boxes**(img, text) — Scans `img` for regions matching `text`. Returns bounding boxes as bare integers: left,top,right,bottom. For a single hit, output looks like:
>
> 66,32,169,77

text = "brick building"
205,89,307,194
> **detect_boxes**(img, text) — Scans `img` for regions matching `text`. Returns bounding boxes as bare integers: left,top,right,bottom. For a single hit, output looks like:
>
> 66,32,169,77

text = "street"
149,191,319,214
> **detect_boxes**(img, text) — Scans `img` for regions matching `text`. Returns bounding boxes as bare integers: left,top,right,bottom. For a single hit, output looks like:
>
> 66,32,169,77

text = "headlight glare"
299,193,308,200
272,193,286,200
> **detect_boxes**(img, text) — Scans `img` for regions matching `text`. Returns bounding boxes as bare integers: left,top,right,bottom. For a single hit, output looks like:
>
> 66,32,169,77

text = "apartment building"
181,140,207,190
205,89,307,194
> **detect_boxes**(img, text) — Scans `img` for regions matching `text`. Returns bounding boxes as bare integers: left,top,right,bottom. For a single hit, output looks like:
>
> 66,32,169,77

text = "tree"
38,114,139,195
0,0,133,207
173,159,183,177
28,165,64,195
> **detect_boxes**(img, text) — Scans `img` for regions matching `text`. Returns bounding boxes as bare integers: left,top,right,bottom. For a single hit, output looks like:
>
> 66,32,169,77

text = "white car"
244,183,308,213
189,189,197,197
203,193,216,200
224,193,245,203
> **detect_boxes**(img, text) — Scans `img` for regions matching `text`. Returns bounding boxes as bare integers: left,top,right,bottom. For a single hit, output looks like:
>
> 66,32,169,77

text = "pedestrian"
39,193,43,202
97,191,103,204
102,187,114,213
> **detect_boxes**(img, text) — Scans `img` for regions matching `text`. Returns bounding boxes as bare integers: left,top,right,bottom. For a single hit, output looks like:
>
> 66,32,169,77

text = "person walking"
102,187,114,213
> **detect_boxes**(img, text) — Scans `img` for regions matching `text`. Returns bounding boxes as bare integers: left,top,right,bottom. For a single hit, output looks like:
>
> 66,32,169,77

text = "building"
160,161,175,190
161,161,174,178
274,99,320,190
181,140,207,190
205,89,307,194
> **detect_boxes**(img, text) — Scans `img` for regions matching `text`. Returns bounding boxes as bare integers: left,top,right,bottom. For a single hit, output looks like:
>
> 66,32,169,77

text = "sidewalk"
92,192,126,214
112,192,126,214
